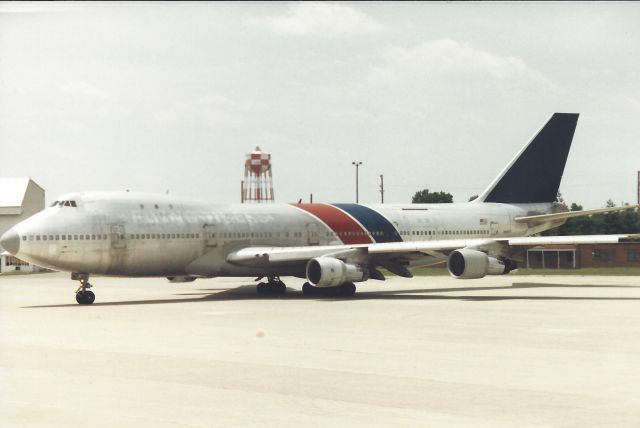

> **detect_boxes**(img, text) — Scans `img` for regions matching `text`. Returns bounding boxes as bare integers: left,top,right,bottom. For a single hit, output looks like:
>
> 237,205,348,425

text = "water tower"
242,146,274,203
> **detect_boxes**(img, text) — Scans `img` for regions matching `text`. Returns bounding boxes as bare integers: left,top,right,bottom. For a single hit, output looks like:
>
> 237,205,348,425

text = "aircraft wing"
226,233,640,267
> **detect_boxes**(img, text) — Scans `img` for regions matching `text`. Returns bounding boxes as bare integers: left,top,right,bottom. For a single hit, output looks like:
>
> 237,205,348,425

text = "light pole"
352,161,362,203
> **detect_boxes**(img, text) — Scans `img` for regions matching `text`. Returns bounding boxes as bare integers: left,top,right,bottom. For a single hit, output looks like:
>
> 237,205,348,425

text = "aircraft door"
203,224,218,247
306,223,320,246
490,221,499,236
110,224,127,250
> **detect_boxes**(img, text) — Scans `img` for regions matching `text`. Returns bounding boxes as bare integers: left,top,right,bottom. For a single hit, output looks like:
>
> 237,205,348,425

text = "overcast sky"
1,2,639,208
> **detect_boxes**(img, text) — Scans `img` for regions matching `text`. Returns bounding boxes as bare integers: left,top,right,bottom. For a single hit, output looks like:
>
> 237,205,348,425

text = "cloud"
59,81,110,100
368,38,552,88
152,95,262,131
245,2,384,37
359,38,557,128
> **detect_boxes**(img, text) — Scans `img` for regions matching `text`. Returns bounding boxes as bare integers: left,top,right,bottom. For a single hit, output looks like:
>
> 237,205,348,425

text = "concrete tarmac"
2,272,640,427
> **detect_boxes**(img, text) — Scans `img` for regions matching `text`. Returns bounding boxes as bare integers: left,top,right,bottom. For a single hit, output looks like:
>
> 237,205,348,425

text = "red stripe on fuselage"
291,203,373,244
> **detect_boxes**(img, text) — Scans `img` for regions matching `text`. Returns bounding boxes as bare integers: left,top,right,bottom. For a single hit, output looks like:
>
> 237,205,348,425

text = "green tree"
412,189,453,204
555,192,569,211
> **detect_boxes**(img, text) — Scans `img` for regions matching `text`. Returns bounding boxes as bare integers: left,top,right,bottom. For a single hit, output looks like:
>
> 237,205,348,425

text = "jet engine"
447,249,516,279
306,257,368,288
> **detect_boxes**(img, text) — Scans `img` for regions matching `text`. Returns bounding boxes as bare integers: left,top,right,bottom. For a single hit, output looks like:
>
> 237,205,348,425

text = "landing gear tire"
76,290,95,305
257,282,268,295
72,273,95,305
256,277,287,296
340,282,356,297
302,282,314,296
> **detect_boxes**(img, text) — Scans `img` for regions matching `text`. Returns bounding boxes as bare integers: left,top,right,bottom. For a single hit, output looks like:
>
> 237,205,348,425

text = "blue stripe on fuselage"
332,204,402,243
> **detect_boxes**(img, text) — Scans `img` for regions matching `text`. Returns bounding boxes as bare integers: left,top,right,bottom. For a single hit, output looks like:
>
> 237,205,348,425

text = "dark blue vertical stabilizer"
479,113,579,204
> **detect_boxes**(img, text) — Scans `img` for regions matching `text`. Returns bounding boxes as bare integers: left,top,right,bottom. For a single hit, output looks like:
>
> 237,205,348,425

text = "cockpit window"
51,200,78,207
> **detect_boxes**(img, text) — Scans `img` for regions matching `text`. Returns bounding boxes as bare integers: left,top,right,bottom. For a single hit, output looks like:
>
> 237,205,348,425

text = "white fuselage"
8,191,553,278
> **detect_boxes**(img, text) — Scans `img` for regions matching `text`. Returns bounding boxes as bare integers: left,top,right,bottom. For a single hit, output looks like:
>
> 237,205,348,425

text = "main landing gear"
302,282,356,297
256,276,287,296
73,273,95,305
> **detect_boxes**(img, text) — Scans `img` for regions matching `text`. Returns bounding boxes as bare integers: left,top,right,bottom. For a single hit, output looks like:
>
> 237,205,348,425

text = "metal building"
242,146,274,203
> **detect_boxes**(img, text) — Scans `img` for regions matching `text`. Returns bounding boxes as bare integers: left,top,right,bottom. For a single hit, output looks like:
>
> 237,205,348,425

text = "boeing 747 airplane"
1,113,638,304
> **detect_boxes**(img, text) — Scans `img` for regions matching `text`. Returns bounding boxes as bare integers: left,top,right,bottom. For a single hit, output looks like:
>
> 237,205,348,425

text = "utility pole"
379,174,385,204
352,161,362,203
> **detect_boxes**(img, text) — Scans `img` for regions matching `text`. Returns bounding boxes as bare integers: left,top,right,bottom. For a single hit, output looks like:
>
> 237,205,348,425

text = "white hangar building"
0,178,45,272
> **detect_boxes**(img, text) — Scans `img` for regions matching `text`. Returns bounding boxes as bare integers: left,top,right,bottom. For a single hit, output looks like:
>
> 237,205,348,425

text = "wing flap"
226,245,367,266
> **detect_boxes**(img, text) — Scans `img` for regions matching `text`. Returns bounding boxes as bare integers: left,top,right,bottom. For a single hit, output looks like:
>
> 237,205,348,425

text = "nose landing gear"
72,272,95,305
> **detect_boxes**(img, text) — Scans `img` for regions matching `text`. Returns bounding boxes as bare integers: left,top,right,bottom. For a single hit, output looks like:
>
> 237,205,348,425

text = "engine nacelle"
306,257,368,288
447,249,513,279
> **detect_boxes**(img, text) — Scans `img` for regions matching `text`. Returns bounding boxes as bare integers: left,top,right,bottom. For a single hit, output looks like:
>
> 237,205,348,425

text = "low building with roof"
0,178,45,272
0,177,45,237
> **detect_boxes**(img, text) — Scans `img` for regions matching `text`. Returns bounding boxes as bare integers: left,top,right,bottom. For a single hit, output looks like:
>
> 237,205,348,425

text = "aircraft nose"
0,228,20,255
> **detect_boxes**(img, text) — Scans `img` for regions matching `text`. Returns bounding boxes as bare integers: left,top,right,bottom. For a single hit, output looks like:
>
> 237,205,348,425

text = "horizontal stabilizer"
515,205,639,225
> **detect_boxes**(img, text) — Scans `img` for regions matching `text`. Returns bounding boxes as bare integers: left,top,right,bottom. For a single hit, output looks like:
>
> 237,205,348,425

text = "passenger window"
80,235,84,240
70,201,77,207
91,235,96,240
55,235,59,240
37,235,41,240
